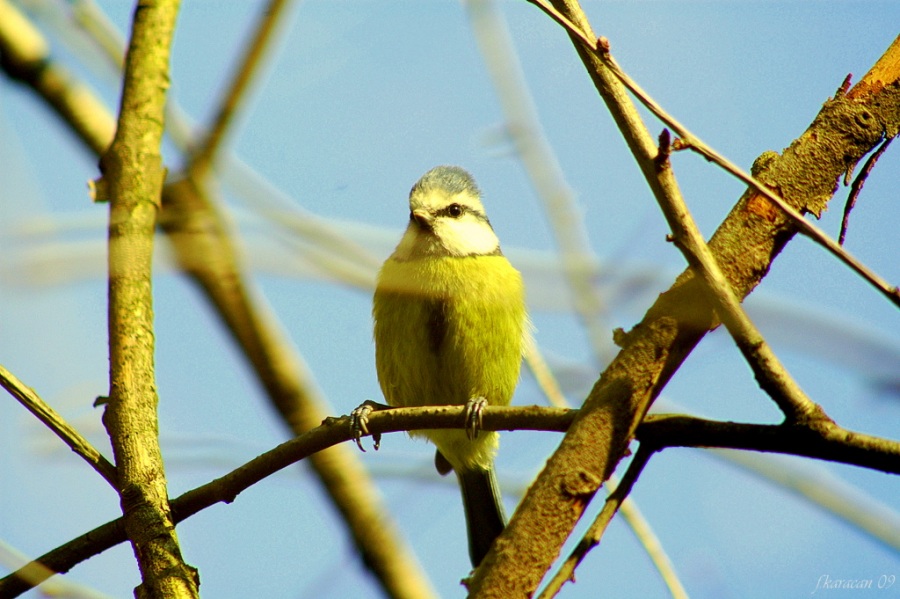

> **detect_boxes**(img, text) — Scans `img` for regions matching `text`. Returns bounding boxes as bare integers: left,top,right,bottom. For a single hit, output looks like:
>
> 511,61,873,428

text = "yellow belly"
373,254,526,471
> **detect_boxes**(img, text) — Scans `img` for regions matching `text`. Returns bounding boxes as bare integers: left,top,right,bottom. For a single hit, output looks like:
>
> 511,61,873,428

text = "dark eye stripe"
434,203,491,222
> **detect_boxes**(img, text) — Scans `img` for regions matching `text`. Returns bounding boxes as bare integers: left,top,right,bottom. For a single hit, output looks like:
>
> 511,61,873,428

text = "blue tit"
373,165,528,567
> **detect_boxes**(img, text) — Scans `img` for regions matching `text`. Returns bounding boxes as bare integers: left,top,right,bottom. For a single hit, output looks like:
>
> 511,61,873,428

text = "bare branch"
0,0,115,154
3,405,897,596
468,3,900,596
538,445,657,599
0,364,117,489
528,0,900,307
98,1,197,596
653,129,827,424
840,134,895,245
190,0,295,173
637,415,900,475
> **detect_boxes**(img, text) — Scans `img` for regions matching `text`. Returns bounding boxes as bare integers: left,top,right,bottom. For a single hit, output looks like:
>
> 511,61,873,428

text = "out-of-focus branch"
158,1,436,593
1,4,437,596
190,0,294,173
160,178,437,599
466,0,611,362
0,0,115,155
0,364,118,489
468,3,900,596
98,1,197,597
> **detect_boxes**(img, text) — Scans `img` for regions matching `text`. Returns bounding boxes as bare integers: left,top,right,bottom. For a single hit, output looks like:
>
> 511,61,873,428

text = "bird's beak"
412,208,434,231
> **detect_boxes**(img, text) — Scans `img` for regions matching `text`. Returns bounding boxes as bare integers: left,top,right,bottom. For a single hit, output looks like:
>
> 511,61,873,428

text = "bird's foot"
349,400,389,452
464,396,488,440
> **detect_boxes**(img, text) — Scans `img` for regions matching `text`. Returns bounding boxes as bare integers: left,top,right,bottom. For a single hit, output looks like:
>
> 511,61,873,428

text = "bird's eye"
409,211,415,221
448,204,463,218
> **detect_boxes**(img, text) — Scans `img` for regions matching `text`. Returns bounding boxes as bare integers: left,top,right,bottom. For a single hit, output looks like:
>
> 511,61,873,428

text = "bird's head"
394,166,501,259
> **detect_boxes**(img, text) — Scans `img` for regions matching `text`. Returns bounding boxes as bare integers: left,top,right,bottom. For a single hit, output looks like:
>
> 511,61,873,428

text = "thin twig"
0,364,118,489
840,134,895,245
538,445,658,599
190,0,294,173
527,0,900,308
653,129,827,424
466,0,612,362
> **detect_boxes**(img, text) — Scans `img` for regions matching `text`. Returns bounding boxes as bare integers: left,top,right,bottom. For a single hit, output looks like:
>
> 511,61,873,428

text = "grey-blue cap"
410,165,481,199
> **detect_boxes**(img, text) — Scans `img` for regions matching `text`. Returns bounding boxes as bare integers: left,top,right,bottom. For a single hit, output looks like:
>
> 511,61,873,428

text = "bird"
372,165,528,568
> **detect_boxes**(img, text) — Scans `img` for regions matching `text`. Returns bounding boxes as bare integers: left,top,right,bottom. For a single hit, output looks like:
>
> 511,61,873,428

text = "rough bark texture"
101,1,198,597
468,16,900,597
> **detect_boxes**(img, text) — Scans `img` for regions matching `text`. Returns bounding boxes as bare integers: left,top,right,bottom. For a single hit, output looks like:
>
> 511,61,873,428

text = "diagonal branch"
0,364,118,489
0,0,115,154
190,0,295,173
527,0,900,307
0,5,436,597
467,3,900,596
538,444,659,599
652,129,827,425
465,0,611,362
160,177,437,599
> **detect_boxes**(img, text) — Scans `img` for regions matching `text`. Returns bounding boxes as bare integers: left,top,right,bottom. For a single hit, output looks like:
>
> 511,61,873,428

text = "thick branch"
99,1,196,597
0,6,435,597
468,5,900,596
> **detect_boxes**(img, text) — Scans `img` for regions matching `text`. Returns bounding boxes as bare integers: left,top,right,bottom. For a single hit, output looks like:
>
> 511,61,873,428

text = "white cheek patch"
434,215,500,256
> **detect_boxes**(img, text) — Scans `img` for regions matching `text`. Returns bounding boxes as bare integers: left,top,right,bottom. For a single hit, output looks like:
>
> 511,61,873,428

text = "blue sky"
1,1,898,597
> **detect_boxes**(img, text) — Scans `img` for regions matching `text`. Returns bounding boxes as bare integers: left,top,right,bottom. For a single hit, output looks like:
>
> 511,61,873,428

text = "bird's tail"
457,466,507,567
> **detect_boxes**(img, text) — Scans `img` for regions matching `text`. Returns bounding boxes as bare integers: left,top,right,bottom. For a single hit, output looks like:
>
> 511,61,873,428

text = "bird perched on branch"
372,165,529,567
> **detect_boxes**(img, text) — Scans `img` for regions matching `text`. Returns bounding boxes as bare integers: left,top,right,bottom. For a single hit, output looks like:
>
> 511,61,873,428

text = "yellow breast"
373,254,527,470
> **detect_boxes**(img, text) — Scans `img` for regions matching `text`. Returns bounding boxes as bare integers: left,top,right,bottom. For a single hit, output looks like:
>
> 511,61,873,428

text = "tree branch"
3,406,897,596
190,0,294,174
528,0,900,306
467,3,900,596
0,0,115,155
98,1,196,597
653,129,827,424
538,444,657,599
637,416,900,475
0,364,117,489
0,6,436,597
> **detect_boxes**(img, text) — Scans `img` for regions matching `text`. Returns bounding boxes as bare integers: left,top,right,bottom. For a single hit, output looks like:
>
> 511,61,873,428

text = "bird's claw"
464,397,488,440
350,400,385,452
